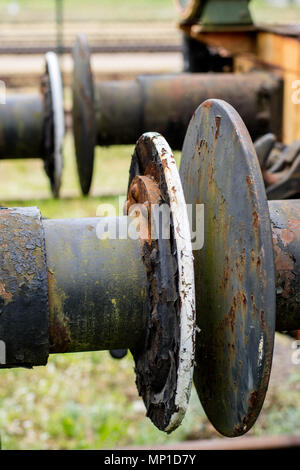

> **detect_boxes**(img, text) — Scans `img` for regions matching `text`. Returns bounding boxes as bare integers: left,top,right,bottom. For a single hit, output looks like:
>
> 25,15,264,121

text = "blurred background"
0,0,299,450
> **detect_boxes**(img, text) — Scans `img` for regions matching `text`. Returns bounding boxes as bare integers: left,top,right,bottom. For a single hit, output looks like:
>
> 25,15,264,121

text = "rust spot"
0,282,12,302
127,175,161,245
246,175,252,186
288,218,300,231
47,270,71,353
280,228,294,246
249,390,259,409
222,255,230,290
202,100,213,108
252,211,258,229
260,310,266,328
162,159,169,170
215,116,221,139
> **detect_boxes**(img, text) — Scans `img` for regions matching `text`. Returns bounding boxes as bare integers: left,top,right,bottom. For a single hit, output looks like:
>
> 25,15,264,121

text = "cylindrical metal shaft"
1,201,300,370
269,200,300,331
43,216,148,354
0,94,44,158
94,72,283,150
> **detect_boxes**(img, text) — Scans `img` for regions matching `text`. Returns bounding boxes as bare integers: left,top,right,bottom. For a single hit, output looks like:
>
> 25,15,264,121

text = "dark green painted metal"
43,216,148,353
269,200,300,331
0,95,44,159
180,99,276,437
175,0,203,23
0,207,49,368
176,0,252,26
200,0,252,26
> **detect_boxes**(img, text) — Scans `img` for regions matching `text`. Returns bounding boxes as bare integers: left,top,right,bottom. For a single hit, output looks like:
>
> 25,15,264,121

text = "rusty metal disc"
72,34,96,195
45,52,64,198
127,133,195,433
179,99,276,437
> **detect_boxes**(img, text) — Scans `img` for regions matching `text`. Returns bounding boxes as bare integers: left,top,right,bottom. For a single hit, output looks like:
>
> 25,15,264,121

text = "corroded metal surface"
127,133,195,433
43,217,147,353
254,136,300,200
0,53,64,197
72,35,282,196
0,94,44,159
269,200,300,331
72,34,96,195
94,72,282,151
42,52,64,198
0,207,49,368
180,99,276,437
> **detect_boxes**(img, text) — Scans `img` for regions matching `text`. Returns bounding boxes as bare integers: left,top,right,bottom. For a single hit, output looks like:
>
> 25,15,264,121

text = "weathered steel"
269,200,300,331
95,73,283,147
0,52,64,197
0,133,196,434
125,133,195,433
43,216,148,353
0,95,44,159
0,207,49,368
254,135,300,200
180,99,276,437
72,33,96,196
72,34,283,195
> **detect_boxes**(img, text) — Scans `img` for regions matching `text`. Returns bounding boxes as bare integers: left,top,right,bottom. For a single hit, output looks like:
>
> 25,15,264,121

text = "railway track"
0,21,182,54
0,44,181,55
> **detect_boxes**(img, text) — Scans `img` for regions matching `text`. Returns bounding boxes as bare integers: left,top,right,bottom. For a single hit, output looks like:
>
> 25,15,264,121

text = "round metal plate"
72,34,96,195
45,52,65,198
128,133,195,433
179,99,276,437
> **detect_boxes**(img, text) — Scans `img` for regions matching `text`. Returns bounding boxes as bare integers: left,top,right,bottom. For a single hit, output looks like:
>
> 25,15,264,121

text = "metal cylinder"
94,72,283,150
0,94,44,159
269,200,300,331
43,216,148,354
0,207,49,368
95,81,142,145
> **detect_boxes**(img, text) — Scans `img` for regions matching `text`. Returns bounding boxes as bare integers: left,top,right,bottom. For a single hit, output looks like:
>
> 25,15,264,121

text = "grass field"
1,0,300,24
0,132,299,449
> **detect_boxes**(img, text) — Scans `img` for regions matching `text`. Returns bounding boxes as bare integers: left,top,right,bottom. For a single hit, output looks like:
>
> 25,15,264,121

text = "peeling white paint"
45,52,65,195
148,134,196,433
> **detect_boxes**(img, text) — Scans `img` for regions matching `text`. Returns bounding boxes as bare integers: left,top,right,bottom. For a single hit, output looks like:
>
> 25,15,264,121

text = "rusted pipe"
0,133,197,434
95,72,282,149
43,216,148,353
0,95,44,159
72,34,283,195
0,52,64,197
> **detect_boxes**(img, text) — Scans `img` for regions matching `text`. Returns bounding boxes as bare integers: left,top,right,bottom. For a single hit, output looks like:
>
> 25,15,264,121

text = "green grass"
0,0,176,23
2,0,300,25
0,132,181,218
